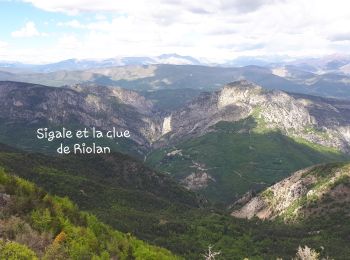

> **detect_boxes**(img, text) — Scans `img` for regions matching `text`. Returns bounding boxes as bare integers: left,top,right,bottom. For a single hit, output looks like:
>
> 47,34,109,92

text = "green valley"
147,117,349,204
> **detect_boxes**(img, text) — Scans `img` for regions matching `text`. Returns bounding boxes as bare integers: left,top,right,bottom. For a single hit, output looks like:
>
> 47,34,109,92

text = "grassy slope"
147,117,349,204
0,167,179,259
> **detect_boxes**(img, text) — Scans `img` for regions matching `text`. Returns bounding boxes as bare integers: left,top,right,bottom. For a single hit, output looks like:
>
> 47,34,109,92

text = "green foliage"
0,168,180,259
31,208,53,232
261,189,273,202
0,146,200,241
0,240,38,260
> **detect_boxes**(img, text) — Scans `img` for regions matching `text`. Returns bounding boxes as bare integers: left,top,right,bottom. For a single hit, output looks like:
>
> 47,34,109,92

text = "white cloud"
0,41,8,49
8,0,350,62
23,0,284,15
11,21,44,38
57,35,81,49
57,20,85,29
95,14,107,20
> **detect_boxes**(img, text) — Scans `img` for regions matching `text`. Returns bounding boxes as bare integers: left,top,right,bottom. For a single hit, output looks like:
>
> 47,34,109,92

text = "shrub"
294,245,320,260
0,239,38,260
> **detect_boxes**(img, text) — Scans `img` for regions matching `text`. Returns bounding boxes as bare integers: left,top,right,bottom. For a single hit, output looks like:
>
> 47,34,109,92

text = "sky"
0,0,350,63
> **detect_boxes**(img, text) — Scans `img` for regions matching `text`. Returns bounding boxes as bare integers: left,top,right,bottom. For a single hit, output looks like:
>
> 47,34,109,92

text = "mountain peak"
217,80,265,109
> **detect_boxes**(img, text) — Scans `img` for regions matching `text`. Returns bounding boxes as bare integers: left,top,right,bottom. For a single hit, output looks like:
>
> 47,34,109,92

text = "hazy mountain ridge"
2,62,350,100
0,54,202,73
285,54,350,74
2,53,350,74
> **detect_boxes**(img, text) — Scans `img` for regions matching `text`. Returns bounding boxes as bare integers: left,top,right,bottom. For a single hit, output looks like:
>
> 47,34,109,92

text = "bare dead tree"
203,245,221,260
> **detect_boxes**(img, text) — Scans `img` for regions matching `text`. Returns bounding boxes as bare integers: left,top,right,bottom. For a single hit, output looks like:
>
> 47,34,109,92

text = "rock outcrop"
231,163,350,221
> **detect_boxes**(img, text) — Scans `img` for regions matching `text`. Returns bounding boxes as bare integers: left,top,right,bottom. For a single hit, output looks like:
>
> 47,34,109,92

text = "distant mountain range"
2,53,350,74
1,61,350,100
0,53,203,73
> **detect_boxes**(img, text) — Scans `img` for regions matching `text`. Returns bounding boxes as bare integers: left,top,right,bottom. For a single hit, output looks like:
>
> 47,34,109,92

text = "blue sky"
1,0,350,63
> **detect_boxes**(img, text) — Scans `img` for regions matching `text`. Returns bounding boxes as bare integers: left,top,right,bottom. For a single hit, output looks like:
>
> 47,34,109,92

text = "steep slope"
0,81,161,156
231,163,350,222
0,167,179,259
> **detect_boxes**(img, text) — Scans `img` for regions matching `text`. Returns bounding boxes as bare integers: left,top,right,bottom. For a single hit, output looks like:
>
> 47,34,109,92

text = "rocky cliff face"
157,80,350,153
231,163,350,221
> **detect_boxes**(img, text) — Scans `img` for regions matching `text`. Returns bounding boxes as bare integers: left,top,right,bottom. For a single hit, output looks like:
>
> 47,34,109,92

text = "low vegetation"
0,167,179,259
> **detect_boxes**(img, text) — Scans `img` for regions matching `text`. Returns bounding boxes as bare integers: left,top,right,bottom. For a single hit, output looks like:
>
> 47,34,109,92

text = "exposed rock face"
162,115,172,135
155,82,252,147
70,84,154,114
156,80,350,153
231,163,350,221
181,172,215,190
229,190,255,209
231,197,267,219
